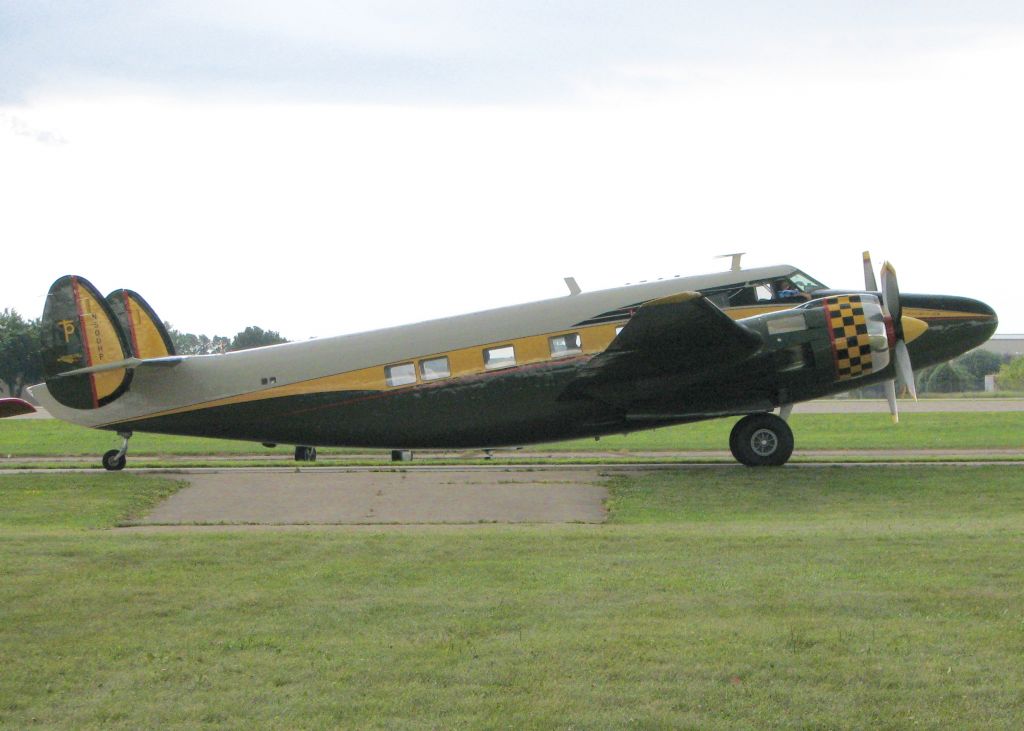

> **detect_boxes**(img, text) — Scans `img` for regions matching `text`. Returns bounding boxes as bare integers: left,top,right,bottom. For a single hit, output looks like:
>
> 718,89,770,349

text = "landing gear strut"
729,413,794,467
294,446,317,462
102,431,133,471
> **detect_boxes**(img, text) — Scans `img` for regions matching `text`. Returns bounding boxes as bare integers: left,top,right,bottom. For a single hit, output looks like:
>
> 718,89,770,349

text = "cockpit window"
788,271,825,292
705,270,826,308
767,278,812,302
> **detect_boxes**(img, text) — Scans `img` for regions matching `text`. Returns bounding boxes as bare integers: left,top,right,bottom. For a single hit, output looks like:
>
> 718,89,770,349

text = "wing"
566,291,763,390
0,398,36,418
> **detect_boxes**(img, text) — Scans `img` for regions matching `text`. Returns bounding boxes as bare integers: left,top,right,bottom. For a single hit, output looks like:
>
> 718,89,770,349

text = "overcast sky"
2,1,1023,339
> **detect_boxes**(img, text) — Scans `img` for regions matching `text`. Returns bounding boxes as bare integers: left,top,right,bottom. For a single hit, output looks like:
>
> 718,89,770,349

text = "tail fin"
41,275,133,409
106,289,176,358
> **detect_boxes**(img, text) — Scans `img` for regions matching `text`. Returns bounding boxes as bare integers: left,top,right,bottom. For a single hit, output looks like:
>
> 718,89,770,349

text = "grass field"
2,412,1023,462
2,466,1024,728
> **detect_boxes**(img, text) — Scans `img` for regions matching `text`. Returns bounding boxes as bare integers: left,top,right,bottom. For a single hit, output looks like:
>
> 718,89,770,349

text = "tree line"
0,308,288,398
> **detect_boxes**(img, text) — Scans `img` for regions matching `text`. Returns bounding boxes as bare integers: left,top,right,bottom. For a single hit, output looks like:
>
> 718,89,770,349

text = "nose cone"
901,294,998,369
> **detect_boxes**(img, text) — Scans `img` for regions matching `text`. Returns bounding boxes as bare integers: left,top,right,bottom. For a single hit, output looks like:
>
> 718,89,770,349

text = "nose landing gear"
101,431,133,471
729,413,794,467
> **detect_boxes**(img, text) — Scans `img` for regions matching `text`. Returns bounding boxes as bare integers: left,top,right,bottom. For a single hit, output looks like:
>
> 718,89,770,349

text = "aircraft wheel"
102,449,127,471
729,413,794,467
294,446,317,462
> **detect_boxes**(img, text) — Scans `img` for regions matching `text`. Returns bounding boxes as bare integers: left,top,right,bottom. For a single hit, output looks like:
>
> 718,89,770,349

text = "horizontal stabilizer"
51,355,184,379
0,398,36,418
567,291,764,389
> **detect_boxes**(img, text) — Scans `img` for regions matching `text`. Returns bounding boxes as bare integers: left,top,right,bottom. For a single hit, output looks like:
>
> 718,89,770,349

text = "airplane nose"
901,294,998,369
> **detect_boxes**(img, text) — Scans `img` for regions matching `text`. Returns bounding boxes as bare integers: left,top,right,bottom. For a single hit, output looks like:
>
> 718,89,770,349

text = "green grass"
3,466,1024,728
0,420,284,456
547,412,1024,451
0,473,186,531
2,411,1023,459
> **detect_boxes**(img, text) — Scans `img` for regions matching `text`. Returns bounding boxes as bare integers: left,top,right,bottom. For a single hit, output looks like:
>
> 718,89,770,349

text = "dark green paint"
105,291,997,450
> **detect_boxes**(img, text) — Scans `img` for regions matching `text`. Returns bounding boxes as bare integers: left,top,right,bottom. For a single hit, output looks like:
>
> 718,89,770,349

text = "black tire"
729,413,794,467
102,449,126,471
294,446,317,462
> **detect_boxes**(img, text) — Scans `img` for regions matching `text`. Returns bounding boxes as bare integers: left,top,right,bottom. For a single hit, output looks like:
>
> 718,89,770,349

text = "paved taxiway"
21,460,1003,531
134,469,609,526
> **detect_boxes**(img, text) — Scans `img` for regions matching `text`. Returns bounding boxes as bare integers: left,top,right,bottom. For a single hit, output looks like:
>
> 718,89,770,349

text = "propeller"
862,251,878,292
863,252,920,423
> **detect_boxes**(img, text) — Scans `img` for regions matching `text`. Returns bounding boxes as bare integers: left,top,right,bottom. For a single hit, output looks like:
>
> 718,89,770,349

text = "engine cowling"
819,294,893,383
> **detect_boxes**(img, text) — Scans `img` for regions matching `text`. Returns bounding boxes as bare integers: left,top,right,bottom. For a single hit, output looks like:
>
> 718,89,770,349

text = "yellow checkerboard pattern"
826,296,873,380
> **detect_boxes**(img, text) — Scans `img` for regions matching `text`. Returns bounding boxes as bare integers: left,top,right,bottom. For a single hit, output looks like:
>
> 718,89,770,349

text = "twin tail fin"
41,275,176,410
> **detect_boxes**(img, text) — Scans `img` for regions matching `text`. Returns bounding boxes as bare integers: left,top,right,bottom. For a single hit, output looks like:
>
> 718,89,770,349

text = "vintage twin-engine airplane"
4,254,997,468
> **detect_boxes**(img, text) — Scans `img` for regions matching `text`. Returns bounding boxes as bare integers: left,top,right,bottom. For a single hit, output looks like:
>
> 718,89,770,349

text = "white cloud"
2,32,1022,338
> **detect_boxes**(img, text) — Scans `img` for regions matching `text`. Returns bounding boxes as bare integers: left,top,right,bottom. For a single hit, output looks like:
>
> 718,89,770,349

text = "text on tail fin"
41,275,132,409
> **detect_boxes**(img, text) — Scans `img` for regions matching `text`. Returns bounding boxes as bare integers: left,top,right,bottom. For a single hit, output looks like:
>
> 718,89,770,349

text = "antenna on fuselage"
563,277,582,296
715,253,745,272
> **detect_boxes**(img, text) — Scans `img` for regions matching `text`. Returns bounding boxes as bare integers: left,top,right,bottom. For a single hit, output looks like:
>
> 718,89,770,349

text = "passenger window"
483,345,516,370
419,356,451,381
549,333,582,357
385,362,416,387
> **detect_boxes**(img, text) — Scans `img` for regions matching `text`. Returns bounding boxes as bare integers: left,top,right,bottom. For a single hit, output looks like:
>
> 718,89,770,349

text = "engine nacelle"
746,294,895,393
819,294,893,382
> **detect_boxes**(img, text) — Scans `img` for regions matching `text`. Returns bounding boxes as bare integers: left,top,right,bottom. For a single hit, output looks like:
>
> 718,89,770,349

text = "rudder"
106,289,176,359
41,275,133,409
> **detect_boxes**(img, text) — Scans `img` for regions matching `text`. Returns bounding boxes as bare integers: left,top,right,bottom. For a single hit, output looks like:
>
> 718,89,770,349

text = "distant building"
981,334,1024,358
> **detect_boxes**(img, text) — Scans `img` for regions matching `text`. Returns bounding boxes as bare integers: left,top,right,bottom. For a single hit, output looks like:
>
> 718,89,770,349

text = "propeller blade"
862,251,878,291
894,340,918,401
879,261,902,326
884,380,899,423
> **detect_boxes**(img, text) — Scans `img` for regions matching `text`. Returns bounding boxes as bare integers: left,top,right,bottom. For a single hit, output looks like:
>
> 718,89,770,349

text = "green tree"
956,349,1005,390
996,356,1024,391
230,326,288,352
924,361,970,393
164,324,231,355
0,309,43,397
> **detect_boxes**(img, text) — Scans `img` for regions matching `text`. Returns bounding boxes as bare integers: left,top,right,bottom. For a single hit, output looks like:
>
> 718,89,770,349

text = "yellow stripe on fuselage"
902,307,996,322
104,322,625,423
101,300,994,427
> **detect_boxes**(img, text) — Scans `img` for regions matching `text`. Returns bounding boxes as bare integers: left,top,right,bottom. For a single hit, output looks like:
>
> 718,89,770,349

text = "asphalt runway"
128,468,610,528
85,459,1019,531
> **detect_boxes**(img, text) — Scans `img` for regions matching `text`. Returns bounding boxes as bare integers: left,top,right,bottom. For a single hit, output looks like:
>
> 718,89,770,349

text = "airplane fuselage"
30,265,998,450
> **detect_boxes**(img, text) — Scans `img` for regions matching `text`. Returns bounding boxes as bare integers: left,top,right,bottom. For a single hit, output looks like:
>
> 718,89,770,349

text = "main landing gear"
729,413,794,467
295,446,317,462
101,431,133,471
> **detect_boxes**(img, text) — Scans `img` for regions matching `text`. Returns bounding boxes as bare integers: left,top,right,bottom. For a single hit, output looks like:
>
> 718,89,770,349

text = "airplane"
0,254,998,469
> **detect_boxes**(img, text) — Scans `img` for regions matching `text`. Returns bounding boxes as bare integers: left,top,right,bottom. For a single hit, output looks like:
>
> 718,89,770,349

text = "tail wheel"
729,413,794,467
102,449,127,471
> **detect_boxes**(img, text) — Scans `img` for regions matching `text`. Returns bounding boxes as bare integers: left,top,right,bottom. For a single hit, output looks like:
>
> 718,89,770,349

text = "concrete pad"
135,469,608,525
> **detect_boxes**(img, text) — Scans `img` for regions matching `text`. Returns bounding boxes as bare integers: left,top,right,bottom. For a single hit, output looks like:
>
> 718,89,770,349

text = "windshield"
788,271,826,292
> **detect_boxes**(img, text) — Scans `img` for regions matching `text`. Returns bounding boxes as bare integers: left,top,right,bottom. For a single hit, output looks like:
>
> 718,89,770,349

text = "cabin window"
615,326,625,336
483,345,516,370
385,362,416,387
549,333,582,358
419,356,451,381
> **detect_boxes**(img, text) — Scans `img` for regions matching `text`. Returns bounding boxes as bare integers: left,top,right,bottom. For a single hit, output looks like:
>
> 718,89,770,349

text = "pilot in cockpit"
772,278,812,302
